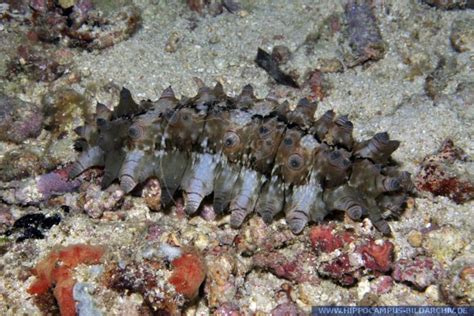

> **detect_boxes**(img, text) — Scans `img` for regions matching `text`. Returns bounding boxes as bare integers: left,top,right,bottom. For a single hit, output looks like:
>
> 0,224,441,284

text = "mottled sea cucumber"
70,82,413,235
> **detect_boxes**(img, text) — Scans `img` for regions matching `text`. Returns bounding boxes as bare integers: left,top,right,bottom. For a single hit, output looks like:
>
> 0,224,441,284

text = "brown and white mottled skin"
69,83,413,235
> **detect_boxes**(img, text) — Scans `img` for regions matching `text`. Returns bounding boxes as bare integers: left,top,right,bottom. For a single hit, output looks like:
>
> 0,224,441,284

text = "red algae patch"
358,239,394,273
169,252,207,299
27,244,105,316
309,225,354,253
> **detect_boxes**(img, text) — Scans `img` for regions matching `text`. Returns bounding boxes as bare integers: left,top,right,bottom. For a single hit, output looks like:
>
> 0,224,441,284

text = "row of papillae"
70,81,413,235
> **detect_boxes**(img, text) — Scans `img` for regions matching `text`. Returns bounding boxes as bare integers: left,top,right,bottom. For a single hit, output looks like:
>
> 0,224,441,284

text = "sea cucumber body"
70,83,412,235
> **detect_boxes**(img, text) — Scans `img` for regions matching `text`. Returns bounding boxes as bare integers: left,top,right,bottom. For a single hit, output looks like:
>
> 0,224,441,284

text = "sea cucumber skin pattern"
70,83,413,235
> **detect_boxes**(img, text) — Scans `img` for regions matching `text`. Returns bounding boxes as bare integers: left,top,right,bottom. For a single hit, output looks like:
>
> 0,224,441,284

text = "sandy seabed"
0,0,473,315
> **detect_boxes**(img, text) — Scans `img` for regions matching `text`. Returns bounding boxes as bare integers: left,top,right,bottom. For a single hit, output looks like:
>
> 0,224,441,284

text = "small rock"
271,45,291,65
318,58,344,73
416,139,474,204
73,282,102,316
392,256,444,290
407,230,423,248
422,0,474,10
200,204,216,221
58,0,76,9
208,34,220,44
0,205,14,235
187,0,206,12
450,17,474,53
7,45,66,82
425,284,441,301
440,256,474,305
165,32,181,53
146,223,164,241
253,250,319,285
370,276,394,295
424,57,458,100
42,88,89,138
308,70,329,101
422,225,467,264
271,301,305,316
79,183,124,219
142,178,161,212
214,303,241,316
344,0,385,66
238,9,248,17
359,292,381,306
0,94,44,144
205,252,237,307
0,148,43,181
321,253,359,286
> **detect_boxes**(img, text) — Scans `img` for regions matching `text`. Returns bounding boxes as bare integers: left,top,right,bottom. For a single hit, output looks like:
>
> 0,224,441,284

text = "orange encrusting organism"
168,252,206,299
27,244,105,316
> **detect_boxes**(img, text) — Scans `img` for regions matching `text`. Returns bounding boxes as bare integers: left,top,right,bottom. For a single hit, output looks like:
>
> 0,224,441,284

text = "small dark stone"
255,48,299,88
13,213,45,229
10,213,61,242
271,45,291,65
422,0,474,10
223,0,241,13
40,214,61,229
17,226,44,242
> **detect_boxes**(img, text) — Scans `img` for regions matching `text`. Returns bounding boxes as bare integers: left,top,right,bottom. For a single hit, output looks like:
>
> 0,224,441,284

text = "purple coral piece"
37,169,81,199
392,256,445,290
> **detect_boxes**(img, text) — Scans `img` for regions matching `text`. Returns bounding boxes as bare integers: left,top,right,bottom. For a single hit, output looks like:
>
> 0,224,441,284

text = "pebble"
0,94,44,144
450,17,474,53
0,148,43,181
271,45,291,65
165,32,181,53
407,230,423,248
422,225,467,264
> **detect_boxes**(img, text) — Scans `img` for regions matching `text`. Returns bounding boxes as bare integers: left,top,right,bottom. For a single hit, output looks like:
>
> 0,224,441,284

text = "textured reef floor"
0,0,473,315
